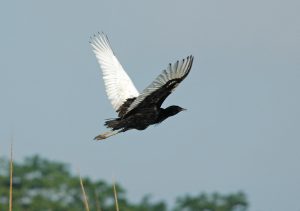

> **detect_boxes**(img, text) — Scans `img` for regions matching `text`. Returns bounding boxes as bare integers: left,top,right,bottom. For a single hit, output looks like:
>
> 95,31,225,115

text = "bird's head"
165,105,187,116
156,105,187,124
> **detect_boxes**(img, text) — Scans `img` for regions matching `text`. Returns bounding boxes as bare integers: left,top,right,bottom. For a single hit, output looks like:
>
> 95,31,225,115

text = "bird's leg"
94,130,121,141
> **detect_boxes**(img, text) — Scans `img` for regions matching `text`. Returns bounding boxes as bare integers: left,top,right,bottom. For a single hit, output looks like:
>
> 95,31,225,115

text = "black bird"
90,33,194,140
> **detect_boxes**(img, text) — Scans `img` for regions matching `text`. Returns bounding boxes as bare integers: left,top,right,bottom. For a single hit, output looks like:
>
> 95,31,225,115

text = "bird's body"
90,33,193,140
105,106,183,131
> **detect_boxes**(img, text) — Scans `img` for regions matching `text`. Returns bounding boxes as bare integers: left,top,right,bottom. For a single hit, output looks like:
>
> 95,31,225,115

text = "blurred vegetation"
0,155,248,211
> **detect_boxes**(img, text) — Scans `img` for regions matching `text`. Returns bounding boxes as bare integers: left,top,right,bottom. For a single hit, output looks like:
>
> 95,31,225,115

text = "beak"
181,108,187,111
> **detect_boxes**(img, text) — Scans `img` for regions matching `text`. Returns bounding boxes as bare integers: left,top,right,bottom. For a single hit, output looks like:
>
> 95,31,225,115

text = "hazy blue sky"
1,1,299,210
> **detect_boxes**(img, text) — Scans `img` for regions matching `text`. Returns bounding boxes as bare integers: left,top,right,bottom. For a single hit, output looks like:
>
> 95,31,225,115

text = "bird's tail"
94,129,122,141
105,118,126,130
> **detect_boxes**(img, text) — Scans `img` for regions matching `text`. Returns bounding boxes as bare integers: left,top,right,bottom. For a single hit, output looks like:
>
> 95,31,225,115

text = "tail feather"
105,118,125,130
94,130,121,141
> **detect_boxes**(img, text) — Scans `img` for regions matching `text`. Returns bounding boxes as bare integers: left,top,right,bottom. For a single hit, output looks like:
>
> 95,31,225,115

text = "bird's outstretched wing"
90,33,139,111
124,55,194,116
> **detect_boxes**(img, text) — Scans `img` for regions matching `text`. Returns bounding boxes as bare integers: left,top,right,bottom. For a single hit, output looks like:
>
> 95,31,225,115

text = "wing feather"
124,55,193,115
90,33,139,111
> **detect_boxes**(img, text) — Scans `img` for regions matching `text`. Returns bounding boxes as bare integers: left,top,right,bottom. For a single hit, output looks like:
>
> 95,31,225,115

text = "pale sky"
1,1,299,210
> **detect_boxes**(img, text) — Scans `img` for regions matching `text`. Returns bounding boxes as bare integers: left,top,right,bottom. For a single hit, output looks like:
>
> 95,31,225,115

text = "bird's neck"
156,107,176,123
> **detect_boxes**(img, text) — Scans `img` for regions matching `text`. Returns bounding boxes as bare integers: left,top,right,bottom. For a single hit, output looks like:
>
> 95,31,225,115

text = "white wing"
125,55,193,115
90,33,139,111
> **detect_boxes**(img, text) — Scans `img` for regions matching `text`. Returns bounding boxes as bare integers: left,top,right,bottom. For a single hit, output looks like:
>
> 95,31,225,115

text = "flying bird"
90,33,194,140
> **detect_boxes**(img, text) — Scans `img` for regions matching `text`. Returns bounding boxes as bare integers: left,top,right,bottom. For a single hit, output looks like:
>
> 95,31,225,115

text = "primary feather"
90,33,139,111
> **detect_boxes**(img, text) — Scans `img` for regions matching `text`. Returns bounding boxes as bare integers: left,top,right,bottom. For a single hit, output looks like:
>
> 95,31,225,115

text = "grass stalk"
94,189,102,211
79,171,90,211
9,143,13,211
112,178,119,211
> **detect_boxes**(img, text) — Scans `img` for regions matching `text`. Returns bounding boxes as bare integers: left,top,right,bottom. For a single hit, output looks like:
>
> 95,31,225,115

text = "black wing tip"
186,55,194,66
177,54,194,79
187,55,194,60
89,33,98,43
180,55,194,65
89,31,107,42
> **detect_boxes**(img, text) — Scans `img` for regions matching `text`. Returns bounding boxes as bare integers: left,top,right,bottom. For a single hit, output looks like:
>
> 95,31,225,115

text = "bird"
90,32,194,140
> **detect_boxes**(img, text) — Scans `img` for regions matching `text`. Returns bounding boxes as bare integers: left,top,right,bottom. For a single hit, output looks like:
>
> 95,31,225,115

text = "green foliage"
174,192,248,211
0,155,166,211
0,155,248,211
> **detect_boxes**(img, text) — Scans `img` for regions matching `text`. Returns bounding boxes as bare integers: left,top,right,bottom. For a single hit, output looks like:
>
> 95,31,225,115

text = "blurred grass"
79,170,90,211
9,143,13,211
113,178,119,211
7,146,120,211
94,189,102,211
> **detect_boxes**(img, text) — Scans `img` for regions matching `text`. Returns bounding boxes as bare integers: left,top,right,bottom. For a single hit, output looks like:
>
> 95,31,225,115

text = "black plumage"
90,33,194,140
